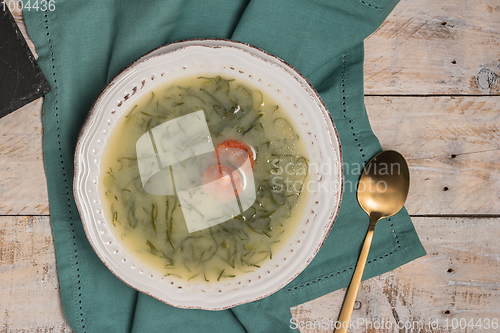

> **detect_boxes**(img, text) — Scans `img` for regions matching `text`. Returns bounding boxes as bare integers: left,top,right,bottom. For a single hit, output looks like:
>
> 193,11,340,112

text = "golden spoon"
335,150,410,333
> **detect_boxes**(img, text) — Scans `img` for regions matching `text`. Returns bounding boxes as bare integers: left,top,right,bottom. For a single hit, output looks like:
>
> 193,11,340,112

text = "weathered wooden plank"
15,0,500,97
15,0,500,96
364,0,500,95
2,7,49,216
366,96,500,215
1,96,498,216
2,215,498,333
0,216,73,332
11,4,37,58
291,217,500,333
0,98,49,215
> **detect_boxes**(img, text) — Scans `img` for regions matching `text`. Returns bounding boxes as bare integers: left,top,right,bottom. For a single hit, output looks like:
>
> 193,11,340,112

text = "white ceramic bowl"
74,39,342,310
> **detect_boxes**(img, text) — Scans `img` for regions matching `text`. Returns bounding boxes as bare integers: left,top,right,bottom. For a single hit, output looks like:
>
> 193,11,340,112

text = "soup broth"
100,75,309,283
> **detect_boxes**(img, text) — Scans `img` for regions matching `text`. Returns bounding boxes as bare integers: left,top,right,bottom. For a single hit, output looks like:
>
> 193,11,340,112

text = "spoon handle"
335,216,378,333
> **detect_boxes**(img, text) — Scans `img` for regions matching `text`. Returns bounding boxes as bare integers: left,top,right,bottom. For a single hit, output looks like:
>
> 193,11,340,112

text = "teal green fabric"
24,1,426,332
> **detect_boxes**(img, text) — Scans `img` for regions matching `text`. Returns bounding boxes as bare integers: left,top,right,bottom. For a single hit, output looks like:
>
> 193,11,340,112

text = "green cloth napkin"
24,0,426,332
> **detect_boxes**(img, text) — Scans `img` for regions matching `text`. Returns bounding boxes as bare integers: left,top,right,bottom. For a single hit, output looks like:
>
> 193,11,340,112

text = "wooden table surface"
2,1,499,332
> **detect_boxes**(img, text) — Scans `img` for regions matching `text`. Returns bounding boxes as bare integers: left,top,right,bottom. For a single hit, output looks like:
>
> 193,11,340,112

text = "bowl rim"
74,39,343,310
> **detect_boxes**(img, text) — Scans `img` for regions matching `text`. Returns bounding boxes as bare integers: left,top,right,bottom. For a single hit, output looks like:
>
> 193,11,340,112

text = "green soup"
100,75,309,283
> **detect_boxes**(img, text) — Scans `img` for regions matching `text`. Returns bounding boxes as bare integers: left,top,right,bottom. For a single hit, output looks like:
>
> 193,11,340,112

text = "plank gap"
365,94,500,97
411,214,500,218
0,214,50,217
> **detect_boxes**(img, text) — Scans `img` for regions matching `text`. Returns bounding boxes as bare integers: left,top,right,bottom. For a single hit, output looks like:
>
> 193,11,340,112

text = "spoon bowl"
357,150,410,219
335,150,409,332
